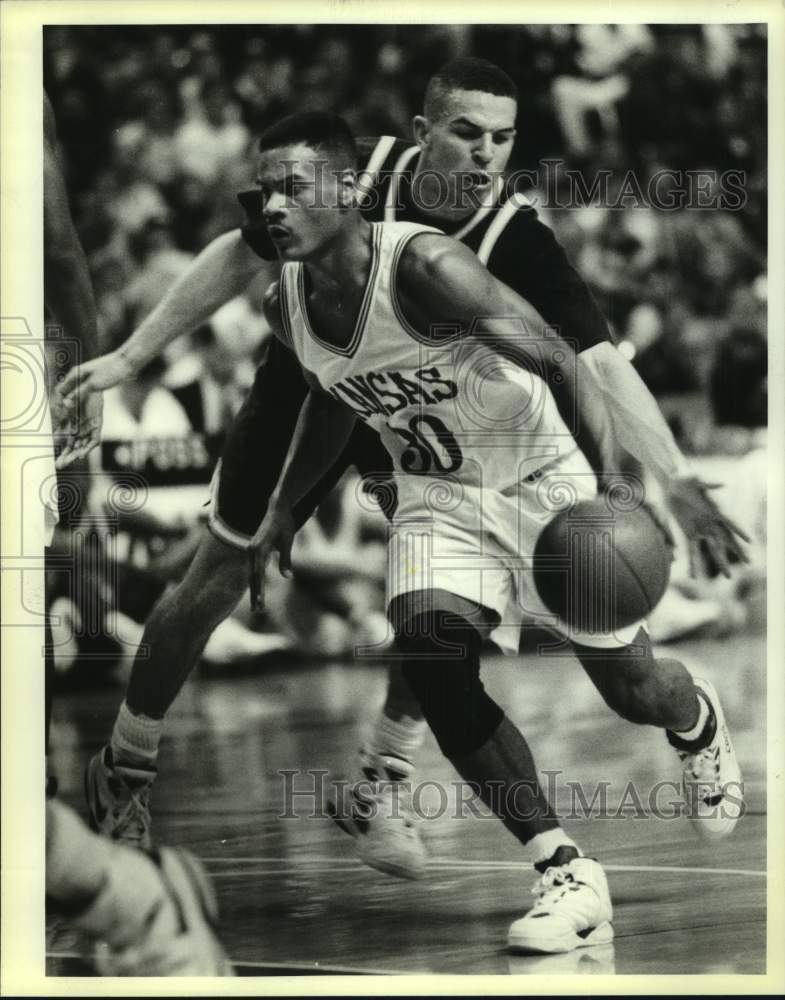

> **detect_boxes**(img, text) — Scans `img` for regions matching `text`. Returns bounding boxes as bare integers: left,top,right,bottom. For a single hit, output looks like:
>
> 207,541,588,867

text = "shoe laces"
531,865,582,907
109,779,151,844
681,745,722,804
352,760,416,825
681,745,720,785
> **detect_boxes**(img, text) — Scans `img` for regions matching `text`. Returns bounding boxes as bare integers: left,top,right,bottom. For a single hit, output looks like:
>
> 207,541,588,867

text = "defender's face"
416,90,517,211
257,143,349,261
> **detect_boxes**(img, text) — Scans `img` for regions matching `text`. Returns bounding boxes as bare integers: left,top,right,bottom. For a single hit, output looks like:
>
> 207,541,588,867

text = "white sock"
110,701,162,768
672,688,710,740
369,712,427,765
529,829,582,867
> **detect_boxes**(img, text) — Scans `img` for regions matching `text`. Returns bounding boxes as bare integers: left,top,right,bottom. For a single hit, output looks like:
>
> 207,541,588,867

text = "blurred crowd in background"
44,23,768,683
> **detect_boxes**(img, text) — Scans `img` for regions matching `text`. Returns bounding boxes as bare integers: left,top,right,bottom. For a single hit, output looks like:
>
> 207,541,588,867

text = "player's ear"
412,115,431,150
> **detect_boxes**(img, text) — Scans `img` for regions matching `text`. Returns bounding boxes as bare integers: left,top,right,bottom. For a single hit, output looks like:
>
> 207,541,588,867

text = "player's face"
257,143,352,261
414,90,517,216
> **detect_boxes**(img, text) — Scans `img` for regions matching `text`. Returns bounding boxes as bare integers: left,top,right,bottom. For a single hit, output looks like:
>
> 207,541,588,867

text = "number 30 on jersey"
388,414,463,474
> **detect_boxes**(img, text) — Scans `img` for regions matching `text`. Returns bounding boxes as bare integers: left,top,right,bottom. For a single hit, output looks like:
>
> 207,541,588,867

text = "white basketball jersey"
279,221,577,512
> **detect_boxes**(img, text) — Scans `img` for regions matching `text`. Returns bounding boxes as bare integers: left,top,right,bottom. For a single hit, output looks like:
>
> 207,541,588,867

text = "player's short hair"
257,111,358,170
424,57,518,121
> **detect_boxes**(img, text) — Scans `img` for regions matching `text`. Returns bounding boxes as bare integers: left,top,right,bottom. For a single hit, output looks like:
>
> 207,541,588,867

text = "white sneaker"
508,857,614,954
327,750,426,881
668,677,744,839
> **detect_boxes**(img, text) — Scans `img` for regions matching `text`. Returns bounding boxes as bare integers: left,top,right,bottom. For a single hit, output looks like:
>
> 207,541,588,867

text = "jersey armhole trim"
449,175,506,242
389,229,463,347
476,191,533,266
277,266,296,349
384,146,420,221
357,136,398,207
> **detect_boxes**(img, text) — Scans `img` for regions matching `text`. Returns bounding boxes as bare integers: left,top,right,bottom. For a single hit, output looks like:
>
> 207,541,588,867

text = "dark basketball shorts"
207,365,394,550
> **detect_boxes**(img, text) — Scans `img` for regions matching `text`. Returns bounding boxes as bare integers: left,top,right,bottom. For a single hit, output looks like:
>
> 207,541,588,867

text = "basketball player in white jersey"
62,61,745,896
242,111,743,952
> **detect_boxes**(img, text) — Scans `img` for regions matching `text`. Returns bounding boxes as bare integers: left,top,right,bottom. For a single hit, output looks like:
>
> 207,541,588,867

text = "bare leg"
574,628,699,732
124,530,248,719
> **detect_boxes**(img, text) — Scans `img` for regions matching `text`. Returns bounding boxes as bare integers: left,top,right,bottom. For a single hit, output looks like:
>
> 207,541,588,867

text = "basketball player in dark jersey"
61,61,747,885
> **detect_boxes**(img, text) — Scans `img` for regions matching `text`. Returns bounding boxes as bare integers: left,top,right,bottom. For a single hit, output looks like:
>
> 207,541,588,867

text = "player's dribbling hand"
666,476,750,578
248,501,295,612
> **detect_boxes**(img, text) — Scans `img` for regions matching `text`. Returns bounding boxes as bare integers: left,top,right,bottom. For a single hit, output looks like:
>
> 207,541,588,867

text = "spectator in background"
170,324,245,437
124,219,195,332
116,81,182,191
709,327,767,451
264,474,390,659
175,79,250,184
235,46,295,126
101,355,191,440
649,327,767,643
108,131,171,238
550,25,654,161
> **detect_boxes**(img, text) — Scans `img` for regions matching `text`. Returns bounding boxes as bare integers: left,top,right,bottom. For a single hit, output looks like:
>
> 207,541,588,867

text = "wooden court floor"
46,624,766,977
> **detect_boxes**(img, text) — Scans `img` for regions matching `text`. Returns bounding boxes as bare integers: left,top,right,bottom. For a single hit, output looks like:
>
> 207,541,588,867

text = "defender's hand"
248,502,295,612
58,349,136,402
54,391,103,469
54,349,133,468
666,476,750,578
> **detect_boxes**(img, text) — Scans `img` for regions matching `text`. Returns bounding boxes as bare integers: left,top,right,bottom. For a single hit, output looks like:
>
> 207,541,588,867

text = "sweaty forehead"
438,89,517,130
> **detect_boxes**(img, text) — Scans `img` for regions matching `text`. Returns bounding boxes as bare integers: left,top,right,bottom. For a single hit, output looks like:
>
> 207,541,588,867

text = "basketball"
533,497,672,632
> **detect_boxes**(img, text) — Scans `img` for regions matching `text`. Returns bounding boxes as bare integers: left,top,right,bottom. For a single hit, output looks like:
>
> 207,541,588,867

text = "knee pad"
397,611,503,757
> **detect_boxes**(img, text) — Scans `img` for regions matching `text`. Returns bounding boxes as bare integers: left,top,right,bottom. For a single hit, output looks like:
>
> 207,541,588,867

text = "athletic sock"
668,687,716,750
368,712,426,767
110,700,162,769
529,829,582,872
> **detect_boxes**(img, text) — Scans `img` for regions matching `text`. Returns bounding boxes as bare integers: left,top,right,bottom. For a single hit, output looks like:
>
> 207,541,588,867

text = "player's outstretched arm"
58,229,266,405
397,233,621,479
118,229,267,372
579,342,749,577
247,284,358,610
